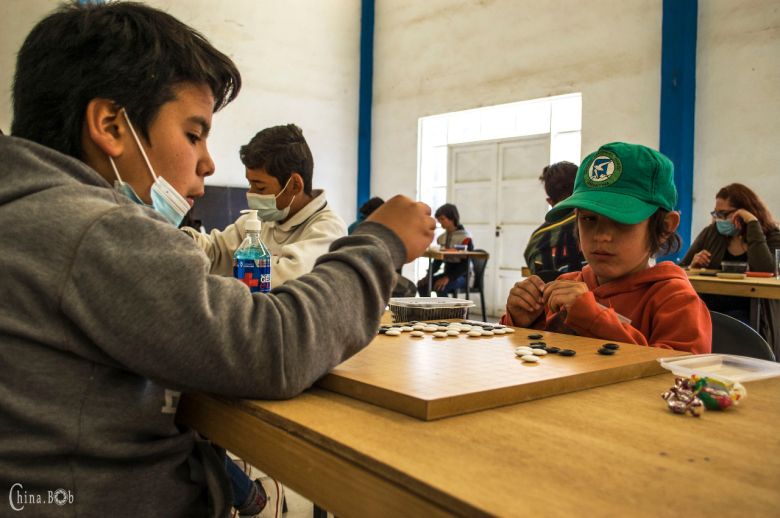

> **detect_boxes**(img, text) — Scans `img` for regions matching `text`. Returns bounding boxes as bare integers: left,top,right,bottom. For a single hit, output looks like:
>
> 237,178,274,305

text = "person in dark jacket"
524,161,585,277
681,183,780,353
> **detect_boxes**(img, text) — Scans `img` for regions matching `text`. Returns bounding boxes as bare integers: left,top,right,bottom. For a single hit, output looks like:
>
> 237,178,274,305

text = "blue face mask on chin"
715,219,739,236
107,109,191,227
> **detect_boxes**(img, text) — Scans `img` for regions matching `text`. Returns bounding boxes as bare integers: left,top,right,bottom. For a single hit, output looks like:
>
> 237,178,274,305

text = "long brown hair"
716,183,779,235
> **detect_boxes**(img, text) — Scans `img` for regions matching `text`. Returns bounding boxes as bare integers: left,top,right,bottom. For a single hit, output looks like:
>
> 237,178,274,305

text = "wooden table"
178,373,780,517
686,273,780,300
422,249,489,296
687,273,780,329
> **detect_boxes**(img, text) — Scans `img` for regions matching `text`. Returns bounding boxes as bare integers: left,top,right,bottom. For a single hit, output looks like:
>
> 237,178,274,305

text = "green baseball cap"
545,142,677,224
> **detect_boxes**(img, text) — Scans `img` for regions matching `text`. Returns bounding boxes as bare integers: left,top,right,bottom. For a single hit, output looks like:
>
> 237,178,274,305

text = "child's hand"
506,276,546,327
543,280,589,313
433,276,449,291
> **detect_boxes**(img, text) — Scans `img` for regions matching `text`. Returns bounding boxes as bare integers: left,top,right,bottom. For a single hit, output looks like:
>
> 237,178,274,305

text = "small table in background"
421,249,489,297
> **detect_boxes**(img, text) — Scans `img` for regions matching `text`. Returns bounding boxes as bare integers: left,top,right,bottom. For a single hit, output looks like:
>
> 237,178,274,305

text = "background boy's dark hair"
434,203,461,228
359,197,384,217
239,124,314,196
540,161,578,205
11,1,241,160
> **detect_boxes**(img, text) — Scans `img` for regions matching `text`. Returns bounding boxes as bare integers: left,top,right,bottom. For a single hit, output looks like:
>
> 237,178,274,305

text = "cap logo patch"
585,150,622,187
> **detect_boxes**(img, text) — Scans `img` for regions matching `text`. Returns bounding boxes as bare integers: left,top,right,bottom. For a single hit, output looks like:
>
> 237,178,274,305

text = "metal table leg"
427,257,433,296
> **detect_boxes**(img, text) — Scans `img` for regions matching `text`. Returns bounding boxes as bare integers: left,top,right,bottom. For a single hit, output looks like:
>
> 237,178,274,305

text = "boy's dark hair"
12,2,241,160
240,124,314,196
647,209,682,256
435,203,461,228
359,197,384,217
540,161,578,205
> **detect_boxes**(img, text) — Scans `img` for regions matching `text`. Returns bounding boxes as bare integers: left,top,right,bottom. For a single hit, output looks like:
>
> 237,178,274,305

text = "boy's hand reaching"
543,279,589,313
506,275,546,327
367,195,436,263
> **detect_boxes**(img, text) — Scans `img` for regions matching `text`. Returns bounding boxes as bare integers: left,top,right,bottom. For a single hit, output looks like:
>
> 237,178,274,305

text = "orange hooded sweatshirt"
501,262,712,354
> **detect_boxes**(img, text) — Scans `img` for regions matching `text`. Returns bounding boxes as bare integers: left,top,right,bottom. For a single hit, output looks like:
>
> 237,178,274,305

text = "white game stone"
467,330,483,337
433,331,448,338
385,329,401,336
519,354,540,362
410,331,424,337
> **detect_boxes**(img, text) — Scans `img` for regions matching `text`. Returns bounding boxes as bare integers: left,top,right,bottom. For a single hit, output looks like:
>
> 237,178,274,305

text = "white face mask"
246,177,296,221
108,109,191,227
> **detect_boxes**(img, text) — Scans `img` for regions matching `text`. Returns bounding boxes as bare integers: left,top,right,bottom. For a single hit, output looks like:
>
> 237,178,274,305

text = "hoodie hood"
576,261,688,299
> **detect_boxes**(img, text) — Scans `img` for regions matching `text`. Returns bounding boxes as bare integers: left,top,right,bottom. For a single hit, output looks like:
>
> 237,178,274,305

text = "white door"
449,136,550,317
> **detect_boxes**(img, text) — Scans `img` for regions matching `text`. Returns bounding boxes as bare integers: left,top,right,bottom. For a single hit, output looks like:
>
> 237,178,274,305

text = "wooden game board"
317,326,688,420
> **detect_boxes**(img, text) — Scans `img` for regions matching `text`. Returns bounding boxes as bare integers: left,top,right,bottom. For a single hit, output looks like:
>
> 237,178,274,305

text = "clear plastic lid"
658,354,780,383
389,297,475,309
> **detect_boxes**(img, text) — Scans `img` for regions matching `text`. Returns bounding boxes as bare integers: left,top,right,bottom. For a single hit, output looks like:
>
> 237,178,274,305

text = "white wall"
693,0,780,234
373,0,780,242
0,0,361,222
371,0,663,201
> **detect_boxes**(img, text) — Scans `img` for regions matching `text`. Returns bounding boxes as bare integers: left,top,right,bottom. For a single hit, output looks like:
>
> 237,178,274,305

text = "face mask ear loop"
275,176,294,200
108,156,124,184
121,109,158,181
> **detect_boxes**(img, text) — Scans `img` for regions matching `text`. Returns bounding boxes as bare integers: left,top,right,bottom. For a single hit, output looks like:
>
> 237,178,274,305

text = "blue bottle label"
234,258,271,293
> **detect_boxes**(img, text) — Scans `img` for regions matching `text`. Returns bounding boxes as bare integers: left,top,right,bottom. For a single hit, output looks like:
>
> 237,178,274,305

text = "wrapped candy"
661,375,746,417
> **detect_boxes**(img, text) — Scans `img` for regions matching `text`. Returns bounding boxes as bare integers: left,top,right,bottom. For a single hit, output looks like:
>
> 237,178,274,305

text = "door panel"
449,137,551,318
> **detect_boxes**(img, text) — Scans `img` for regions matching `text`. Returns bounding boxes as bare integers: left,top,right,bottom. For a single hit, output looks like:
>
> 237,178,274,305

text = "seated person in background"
524,161,586,277
348,196,384,234
502,142,711,354
680,183,780,351
182,124,347,287
418,203,474,297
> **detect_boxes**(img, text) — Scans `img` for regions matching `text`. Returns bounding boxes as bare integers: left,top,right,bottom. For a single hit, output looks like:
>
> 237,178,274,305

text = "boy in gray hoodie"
0,2,434,517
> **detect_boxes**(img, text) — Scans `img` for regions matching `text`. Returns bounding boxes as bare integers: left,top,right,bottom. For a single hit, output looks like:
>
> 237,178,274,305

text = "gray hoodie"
0,136,404,517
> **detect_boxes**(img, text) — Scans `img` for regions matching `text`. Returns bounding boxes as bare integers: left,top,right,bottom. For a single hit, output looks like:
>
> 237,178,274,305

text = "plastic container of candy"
388,297,474,322
658,354,780,383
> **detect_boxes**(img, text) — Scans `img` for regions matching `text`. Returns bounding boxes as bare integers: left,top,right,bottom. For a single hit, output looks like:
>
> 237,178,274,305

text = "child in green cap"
502,142,711,354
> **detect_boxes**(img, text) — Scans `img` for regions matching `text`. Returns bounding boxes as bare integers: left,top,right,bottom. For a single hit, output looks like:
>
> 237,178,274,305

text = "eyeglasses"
710,209,736,220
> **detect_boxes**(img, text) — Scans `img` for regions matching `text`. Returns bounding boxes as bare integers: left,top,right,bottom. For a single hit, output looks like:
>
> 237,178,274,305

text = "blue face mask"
108,110,191,227
715,219,739,236
246,177,295,222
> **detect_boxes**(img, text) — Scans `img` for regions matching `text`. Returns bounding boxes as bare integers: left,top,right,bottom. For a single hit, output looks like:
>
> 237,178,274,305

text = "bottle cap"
241,210,261,232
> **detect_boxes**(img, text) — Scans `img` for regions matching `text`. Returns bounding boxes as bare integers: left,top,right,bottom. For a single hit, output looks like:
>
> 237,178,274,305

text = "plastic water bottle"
233,210,271,293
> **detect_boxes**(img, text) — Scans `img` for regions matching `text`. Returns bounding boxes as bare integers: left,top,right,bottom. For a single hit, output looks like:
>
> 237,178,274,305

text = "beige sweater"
183,190,347,287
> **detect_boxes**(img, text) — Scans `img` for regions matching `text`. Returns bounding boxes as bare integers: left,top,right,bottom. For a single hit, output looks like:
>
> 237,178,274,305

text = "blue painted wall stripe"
659,0,697,262
356,0,375,216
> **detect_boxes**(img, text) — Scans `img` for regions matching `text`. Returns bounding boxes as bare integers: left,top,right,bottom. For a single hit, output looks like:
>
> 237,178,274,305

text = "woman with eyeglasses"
680,183,780,352
681,183,779,271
